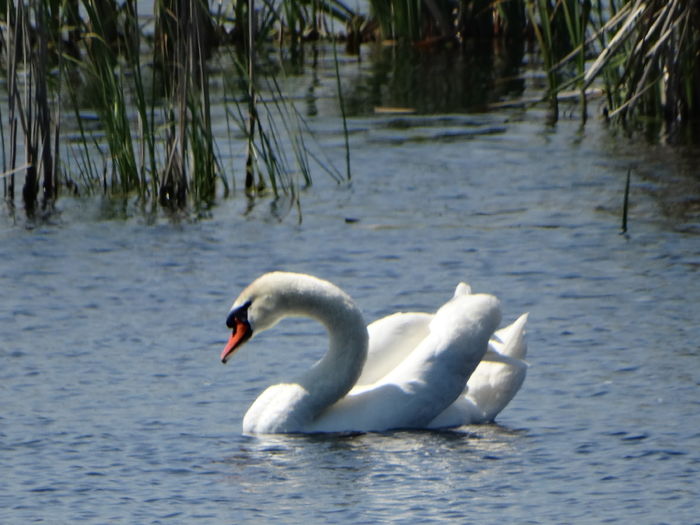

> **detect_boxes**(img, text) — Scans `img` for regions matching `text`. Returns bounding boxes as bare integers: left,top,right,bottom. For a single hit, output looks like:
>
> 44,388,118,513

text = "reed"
154,0,221,208
621,168,630,234
245,0,259,193
224,54,343,200
82,0,141,199
223,0,348,199
2,0,699,221
1,0,352,219
332,35,351,180
366,0,528,43
561,0,590,122
589,1,700,133
2,1,60,218
526,0,560,122
527,0,700,133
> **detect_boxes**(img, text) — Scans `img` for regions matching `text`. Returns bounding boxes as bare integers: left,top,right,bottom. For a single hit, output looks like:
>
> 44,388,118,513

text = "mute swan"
221,272,528,434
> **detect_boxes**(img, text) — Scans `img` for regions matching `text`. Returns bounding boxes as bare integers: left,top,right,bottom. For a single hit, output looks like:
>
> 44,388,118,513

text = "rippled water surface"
2,64,700,522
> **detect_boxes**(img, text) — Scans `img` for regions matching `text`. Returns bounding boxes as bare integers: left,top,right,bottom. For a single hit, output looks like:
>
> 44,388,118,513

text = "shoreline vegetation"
1,1,698,220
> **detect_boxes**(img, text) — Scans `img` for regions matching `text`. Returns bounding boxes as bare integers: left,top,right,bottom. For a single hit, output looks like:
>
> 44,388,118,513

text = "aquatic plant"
0,0,350,220
621,168,631,234
589,1,700,134
2,0,699,221
365,0,528,43
527,0,700,133
2,1,59,218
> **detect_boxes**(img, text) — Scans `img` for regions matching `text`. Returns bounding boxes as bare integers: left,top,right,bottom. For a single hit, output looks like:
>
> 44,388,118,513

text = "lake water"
2,43,700,523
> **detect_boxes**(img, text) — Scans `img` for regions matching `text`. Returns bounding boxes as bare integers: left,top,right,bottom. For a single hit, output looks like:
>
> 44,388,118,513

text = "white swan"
220,272,528,434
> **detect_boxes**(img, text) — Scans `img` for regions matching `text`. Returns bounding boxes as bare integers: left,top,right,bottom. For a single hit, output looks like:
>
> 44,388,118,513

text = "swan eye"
226,299,252,328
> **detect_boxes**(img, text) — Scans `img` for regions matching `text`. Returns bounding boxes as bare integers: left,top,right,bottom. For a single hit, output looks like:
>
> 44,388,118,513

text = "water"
3,51,700,523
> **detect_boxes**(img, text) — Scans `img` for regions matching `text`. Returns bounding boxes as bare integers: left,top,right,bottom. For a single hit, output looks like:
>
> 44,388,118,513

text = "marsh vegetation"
1,0,698,220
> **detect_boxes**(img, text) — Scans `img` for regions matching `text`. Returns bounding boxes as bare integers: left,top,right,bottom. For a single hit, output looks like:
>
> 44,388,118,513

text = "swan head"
220,272,314,364
221,299,254,363
221,291,286,364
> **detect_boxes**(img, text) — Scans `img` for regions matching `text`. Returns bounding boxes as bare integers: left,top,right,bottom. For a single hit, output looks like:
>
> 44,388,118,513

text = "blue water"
2,71,700,522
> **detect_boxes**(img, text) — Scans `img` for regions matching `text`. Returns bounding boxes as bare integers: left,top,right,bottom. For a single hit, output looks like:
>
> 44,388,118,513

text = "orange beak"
220,318,252,364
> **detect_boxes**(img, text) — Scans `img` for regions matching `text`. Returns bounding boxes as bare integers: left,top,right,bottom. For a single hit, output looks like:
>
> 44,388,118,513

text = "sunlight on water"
2,42,700,523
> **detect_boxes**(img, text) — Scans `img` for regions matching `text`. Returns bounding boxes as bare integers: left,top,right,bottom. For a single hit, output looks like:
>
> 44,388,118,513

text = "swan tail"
490,312,529,359
465,350,527,422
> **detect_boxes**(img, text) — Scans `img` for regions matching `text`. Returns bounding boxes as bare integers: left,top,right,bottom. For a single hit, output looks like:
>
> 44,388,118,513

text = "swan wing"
427,395,484,429
464,313,528,421
309,293,501,432
355,282,472,387
427,352,527,428
355,312,432,387
428,312,529,427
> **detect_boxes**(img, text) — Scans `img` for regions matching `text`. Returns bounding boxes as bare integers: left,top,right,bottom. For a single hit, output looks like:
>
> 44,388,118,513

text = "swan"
220,272,528,434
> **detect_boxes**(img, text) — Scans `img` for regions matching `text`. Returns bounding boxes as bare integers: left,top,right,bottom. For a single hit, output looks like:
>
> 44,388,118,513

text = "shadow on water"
343,40,526,116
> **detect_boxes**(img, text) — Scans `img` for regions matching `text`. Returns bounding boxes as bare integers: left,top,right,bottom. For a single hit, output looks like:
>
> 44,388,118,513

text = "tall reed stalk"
588,1,700,131
155,0,221,208
2,0,698,221
0,0,358,220
82,0,141,199
3,1,58,217
245,0,259,193
529,0,700,133
527,0,560,122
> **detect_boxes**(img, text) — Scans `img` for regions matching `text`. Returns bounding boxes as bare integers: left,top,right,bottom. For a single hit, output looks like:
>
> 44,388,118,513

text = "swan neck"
302,292,368,393
285,281,368,418
241,273,369,432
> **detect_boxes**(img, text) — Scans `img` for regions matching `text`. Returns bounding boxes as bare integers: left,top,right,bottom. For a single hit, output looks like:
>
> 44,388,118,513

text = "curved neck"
253,274,369,430
291,282,368,414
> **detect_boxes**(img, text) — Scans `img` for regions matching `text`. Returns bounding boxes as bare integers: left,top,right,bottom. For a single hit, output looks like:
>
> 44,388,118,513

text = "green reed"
2,0,699,221
155,0,222,208
1,0,356,219
527,0,560,122
82,1,141,199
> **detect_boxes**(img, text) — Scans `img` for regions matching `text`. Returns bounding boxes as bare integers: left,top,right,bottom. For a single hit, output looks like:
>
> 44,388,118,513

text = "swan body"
221,272,528,434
